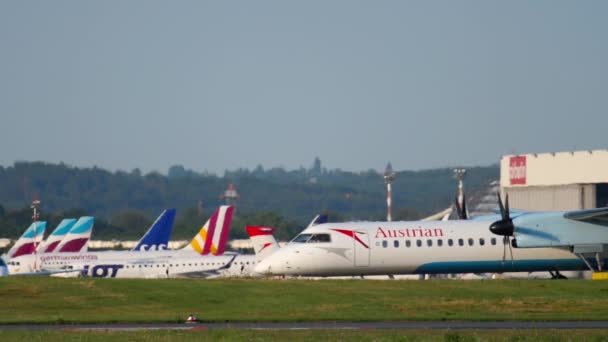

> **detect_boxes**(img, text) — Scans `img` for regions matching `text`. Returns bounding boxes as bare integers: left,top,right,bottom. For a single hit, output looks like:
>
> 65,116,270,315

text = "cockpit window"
308,234,331,243
291,234,312,243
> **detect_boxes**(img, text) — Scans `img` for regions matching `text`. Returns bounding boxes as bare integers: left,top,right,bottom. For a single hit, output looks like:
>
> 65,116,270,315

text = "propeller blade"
461,193,468,220
497,193,506,220
505,194,510,219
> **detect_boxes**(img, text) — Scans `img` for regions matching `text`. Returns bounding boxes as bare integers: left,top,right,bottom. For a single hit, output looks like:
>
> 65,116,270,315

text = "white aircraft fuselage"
8,250,258,278
254,220,589,277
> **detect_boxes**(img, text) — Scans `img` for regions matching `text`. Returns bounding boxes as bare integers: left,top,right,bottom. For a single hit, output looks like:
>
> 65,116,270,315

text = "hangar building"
500,150,608,211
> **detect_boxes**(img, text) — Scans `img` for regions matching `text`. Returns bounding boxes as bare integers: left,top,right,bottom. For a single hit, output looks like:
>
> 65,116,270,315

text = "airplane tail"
246,226,280,262
182,206,234,256
56,217,94,253
7,222,47,258
308,213,328,227
131,209,176,251
37,219,77,253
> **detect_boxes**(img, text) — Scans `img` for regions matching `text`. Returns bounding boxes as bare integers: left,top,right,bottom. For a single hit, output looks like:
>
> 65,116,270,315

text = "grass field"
1,277,608,324
1,329,608,342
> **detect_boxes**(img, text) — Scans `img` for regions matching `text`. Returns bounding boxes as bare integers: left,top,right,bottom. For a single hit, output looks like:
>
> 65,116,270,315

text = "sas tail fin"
37,219,77,253
7,222,47,258
131,209,176,251
182,206,234,256
56,217,94,252
308,213,328,227
246,226,280,262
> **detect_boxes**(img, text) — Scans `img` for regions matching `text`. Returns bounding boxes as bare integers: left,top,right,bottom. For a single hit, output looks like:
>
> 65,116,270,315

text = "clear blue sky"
1,1,606,174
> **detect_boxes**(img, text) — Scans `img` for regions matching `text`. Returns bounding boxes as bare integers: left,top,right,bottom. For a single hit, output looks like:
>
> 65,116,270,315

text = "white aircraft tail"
246,226,279,262
182,206,234,255
7,222,46,259
55,217,94,253
37,218,77,253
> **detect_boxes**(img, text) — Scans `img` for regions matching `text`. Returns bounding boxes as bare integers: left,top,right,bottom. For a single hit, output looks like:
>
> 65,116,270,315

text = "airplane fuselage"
254,220,590,277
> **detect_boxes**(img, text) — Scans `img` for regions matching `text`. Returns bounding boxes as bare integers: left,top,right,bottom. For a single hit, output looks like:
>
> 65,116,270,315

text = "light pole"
384,162,396,222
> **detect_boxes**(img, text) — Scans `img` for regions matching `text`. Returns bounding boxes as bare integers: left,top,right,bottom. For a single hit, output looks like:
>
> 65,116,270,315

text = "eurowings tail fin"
131,209,176,251
56,217,94,252
7,222,46,258
37,219,77,253
246,226,280,262
182,206,234,255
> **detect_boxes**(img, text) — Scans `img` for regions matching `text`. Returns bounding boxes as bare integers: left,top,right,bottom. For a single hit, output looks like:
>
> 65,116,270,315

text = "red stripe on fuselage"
330,229,369,249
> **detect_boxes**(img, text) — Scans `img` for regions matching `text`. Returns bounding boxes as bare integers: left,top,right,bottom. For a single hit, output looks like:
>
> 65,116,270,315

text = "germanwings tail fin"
7,222,47,258
37,219,77,253
131,209,176,251
56,217,94,253
182,206,234,256
246,226,279,262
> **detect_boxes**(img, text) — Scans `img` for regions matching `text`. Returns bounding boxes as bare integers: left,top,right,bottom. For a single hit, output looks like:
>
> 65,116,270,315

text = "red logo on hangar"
509,156,526,185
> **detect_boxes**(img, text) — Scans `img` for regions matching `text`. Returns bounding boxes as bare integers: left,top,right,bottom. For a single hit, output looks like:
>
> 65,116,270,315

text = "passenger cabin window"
394,240,399,248
479,238,485,246
405,240,411,247
458,239,464,246
437,239,443,247
416,240,422,247
468,238,474,246
308,234,331,243
491,238,497,245
448,239,453,246
427,239,433,247
382,240,388,248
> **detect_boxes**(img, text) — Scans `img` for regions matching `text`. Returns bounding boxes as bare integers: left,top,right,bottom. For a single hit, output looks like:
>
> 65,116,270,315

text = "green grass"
2,329,608,342
1,278,608,324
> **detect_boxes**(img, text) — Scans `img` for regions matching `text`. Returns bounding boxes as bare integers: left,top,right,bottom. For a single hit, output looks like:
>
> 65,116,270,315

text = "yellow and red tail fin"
183,206,234,255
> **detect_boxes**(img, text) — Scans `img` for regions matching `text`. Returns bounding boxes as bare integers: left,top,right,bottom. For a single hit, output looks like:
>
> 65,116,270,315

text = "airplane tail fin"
7,222,47,258
37,218,77,253
182,206,234,256
308,213,328,227
131,209,176,251
246,226,279,262
56,217,94,253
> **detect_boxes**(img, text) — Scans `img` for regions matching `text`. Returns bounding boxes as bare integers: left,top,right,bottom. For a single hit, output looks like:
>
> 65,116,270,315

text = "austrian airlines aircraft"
7,206,235,276
254,216,597,277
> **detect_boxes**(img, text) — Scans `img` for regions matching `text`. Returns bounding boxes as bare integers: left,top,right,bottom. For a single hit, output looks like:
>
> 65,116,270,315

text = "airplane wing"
563,207,608,224
511,208,608,248
172,255,237,278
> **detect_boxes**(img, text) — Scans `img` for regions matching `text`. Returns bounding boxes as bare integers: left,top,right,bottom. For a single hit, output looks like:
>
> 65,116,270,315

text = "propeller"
490,194,515,262
454,193,468,220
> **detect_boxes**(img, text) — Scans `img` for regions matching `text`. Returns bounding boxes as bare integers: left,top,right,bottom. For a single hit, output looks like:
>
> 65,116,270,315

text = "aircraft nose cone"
489,219,514,236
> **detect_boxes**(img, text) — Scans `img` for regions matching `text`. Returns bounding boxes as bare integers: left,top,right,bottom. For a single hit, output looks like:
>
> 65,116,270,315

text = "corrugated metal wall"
504,184,597,211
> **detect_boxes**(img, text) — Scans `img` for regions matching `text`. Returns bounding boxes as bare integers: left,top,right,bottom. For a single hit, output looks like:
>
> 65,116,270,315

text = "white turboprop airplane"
254,197,608,278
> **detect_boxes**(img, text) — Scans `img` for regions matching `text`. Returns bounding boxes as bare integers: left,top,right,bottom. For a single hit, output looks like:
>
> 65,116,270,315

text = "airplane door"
354,231,370,267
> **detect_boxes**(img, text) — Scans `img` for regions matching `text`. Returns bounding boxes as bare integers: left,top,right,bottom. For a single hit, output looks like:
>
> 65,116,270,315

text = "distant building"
500,150,608,211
